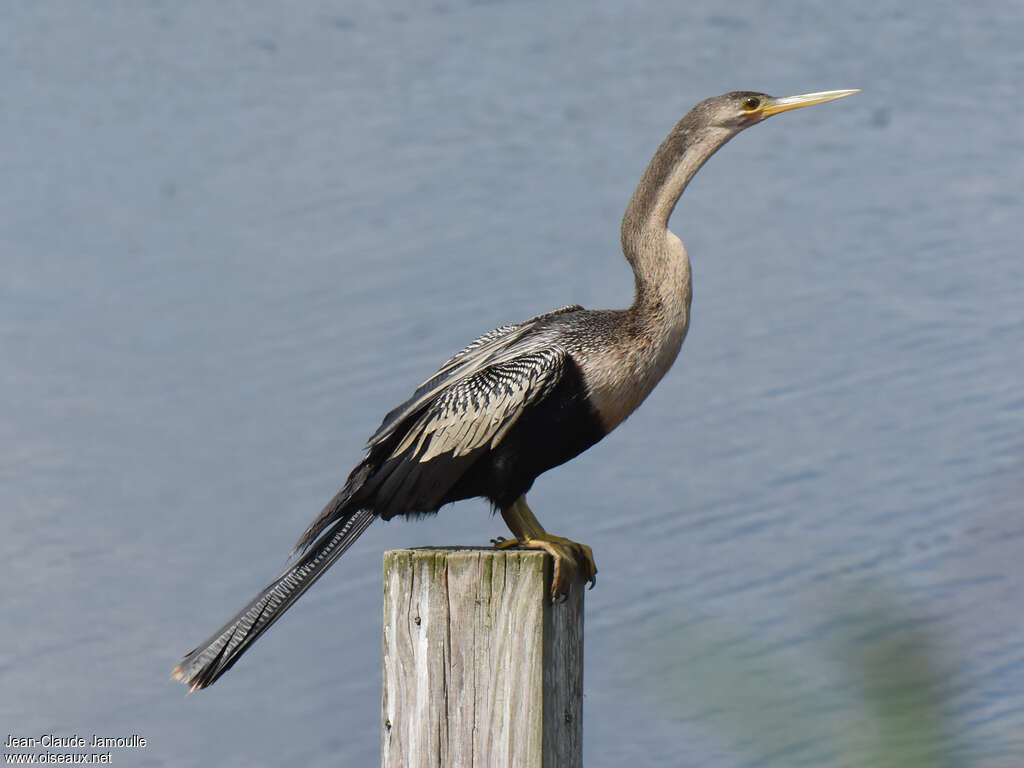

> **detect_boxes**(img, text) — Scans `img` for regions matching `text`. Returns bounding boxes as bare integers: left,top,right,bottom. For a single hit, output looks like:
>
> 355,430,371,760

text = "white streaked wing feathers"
390,348,565,463
367,305,582,448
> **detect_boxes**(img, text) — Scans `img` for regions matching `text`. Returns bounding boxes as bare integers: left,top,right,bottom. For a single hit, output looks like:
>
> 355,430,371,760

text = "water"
2,2,1022,766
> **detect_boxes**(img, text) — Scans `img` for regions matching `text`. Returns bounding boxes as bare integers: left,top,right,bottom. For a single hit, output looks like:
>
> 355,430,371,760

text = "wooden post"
381,547,583,768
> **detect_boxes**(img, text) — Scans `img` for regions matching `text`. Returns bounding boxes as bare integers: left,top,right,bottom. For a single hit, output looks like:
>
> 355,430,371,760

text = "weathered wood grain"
382,547,583,768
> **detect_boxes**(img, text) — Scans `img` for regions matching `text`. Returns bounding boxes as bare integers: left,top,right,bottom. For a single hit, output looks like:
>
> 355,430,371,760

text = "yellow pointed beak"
761,89,860,117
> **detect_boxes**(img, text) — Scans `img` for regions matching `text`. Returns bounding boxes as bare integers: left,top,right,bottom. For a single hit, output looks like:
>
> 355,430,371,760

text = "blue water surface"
2,2,1022,766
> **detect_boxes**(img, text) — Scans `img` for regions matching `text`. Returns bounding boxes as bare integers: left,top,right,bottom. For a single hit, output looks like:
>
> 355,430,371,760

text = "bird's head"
623,87,859,240
698,89,860,131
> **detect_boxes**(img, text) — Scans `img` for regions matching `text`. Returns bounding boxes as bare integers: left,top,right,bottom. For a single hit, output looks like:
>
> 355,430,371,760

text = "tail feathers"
172,508,375,692
293,464,374,556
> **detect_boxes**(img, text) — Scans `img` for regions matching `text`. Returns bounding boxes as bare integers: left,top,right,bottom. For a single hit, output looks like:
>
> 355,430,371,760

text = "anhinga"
173,88,858,691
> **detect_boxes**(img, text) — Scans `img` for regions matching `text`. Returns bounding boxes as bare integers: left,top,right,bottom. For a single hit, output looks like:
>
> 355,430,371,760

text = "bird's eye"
743,96,761,111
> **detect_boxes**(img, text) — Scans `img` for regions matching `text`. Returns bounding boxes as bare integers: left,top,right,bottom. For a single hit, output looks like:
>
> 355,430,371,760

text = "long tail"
171,507,375,691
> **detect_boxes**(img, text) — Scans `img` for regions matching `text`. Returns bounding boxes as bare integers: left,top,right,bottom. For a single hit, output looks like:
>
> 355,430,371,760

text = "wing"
367,304,583,450
369,345,570,519
299,303,584,529
389,346,568,464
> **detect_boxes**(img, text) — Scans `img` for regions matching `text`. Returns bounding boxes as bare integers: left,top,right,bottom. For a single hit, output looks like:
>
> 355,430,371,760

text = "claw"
502,534,595,600
498,496,598,601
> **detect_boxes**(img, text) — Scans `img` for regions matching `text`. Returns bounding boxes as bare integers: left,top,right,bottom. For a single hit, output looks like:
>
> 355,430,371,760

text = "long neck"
620,117,737,311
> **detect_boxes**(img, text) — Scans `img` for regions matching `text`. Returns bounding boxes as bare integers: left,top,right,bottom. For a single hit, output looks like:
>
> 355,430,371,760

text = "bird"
172,88,858,692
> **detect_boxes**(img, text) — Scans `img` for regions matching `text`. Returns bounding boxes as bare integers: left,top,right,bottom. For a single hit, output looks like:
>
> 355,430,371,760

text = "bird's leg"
496,495,597,599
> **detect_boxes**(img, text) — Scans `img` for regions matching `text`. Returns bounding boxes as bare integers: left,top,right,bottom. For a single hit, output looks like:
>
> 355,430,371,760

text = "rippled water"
3,2,1023,766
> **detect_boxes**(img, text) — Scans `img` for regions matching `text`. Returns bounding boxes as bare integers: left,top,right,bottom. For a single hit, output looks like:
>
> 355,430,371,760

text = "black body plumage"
309,304,606,527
